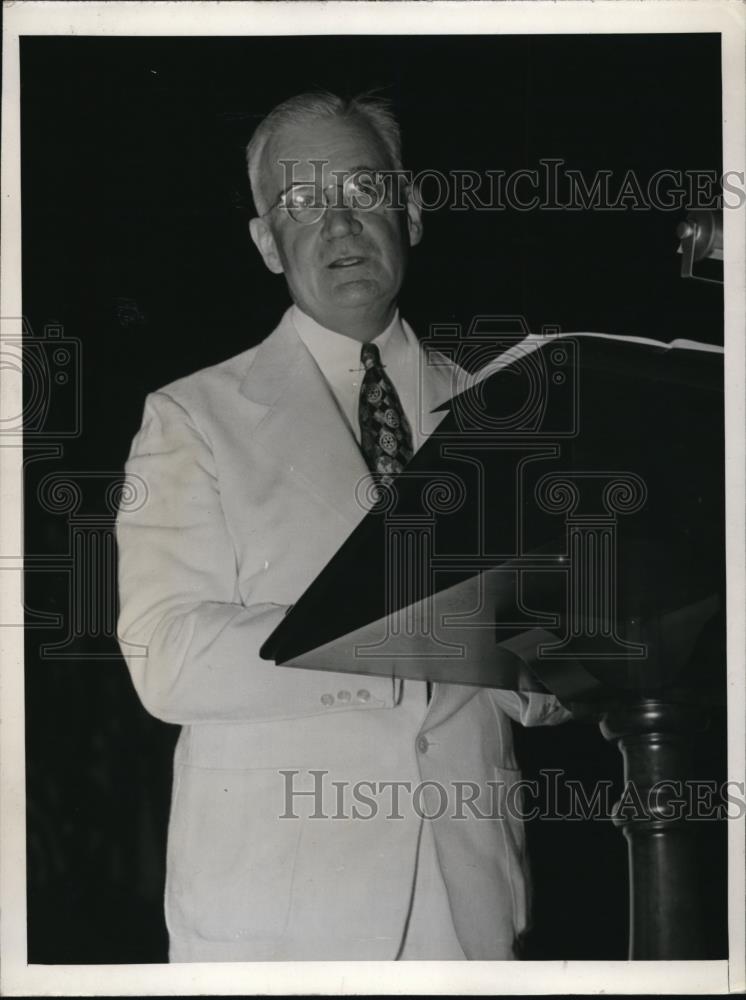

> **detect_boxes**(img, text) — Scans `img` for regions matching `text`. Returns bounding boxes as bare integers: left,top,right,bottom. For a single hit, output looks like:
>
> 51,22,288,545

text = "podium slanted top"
260,333,724,697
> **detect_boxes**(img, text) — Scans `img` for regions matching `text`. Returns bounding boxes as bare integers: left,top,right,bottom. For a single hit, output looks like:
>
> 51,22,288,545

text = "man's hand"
561,700,607,724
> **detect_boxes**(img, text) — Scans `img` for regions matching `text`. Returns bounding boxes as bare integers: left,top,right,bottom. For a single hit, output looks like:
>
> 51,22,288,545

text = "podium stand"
262,333,726,960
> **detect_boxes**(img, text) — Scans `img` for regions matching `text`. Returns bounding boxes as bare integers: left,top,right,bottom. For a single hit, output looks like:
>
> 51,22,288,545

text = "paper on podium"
261,332,724,694
264,565,559,692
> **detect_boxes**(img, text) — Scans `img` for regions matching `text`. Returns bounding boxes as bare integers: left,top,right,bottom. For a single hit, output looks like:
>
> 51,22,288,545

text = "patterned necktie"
358,342,431,701
359,342,432,701
358,342,414,485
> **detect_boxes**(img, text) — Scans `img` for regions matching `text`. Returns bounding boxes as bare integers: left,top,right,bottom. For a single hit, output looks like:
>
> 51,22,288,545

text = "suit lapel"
239,311,371,530
241,311,480,726
238,312,469,525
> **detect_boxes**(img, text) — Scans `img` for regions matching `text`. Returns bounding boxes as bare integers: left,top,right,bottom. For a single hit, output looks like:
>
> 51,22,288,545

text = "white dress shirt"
290,305,418,448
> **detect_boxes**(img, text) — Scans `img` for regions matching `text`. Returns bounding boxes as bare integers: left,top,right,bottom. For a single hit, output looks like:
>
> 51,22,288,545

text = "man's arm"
116,390,397,725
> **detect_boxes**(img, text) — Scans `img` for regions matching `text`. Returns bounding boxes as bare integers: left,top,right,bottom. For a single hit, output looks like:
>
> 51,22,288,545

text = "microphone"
676,209,723,284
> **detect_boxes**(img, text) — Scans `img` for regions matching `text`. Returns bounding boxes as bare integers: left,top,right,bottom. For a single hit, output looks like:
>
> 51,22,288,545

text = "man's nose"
322,205,363,238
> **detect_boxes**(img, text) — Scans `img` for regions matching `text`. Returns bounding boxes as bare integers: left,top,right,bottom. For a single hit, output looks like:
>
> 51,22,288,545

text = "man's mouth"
328,256,366,269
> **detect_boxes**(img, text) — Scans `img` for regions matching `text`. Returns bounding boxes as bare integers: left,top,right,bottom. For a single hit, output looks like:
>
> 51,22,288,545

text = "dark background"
21,33,725,963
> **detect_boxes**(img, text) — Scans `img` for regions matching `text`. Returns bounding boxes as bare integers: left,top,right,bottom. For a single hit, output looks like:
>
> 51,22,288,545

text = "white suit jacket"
116,307,569,962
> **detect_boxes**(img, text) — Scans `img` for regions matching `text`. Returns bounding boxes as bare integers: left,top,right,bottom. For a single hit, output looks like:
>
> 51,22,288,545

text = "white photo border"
1,2,744,995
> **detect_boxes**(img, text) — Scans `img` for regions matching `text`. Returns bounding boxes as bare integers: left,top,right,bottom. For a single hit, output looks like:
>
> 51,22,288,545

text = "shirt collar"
290,305,404,380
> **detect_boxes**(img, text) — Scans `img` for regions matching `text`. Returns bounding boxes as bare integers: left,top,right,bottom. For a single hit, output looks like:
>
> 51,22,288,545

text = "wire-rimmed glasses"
263,169,395,225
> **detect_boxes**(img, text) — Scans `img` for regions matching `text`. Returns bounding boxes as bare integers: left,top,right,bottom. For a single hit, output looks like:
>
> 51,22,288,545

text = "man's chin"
327,277,385,307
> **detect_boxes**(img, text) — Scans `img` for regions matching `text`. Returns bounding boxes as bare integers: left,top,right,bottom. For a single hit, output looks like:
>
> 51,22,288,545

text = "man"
116,91,570,963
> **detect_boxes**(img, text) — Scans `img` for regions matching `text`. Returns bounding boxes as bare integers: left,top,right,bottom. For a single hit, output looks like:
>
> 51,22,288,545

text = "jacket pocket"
165,764,302,945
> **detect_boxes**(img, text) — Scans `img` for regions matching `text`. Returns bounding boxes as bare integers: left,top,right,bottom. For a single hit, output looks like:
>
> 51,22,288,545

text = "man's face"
249,115,422,338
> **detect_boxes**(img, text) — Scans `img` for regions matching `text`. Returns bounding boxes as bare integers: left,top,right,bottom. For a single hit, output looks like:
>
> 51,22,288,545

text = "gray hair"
246,91,403,215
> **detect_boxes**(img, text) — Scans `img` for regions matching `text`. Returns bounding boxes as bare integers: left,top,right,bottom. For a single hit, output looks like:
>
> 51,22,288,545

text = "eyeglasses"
263,169,394,225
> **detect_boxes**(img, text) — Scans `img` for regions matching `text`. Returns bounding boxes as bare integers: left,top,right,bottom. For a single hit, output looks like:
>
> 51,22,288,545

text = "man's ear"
405,187,423,248
249,216,285,275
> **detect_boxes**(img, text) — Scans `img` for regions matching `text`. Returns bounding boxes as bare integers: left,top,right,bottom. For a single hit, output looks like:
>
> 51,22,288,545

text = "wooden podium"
262,332,726,960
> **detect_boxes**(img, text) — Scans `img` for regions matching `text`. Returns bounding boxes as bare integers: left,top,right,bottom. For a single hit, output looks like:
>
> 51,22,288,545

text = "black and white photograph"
1,1,744,995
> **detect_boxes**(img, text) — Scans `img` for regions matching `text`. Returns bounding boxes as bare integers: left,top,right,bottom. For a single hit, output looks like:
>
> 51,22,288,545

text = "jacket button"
416,736,429,754
337,690,351,702
320,694,334,707
356,689,370,702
